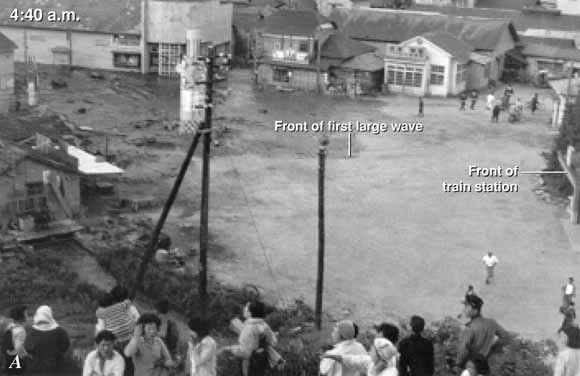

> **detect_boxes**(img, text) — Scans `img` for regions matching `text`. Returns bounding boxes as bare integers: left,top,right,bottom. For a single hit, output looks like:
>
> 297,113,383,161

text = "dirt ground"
31,66,580,341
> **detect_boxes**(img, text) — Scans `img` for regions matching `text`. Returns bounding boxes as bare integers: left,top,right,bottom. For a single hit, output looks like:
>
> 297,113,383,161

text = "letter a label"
8,355,21,369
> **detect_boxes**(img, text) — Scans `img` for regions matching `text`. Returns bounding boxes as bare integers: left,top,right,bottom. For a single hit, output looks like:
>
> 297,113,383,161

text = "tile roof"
0,32,17,52
340,51,384,71
520,35,576,48
260,9,328,36
522,43,580,61
0,0,141,34
321,33,375,60
328,8,518,51
407,4,580,32
421,31,474,63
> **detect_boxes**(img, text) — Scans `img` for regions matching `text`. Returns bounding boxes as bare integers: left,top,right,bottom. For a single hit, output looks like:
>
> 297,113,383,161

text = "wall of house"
0,51,14,113
147,0,232,46
526,56,569,77
14,160,81,216
0,26,143,72
556,0,580,15
71,32,141,71
257,64,319,91
466,62,488,90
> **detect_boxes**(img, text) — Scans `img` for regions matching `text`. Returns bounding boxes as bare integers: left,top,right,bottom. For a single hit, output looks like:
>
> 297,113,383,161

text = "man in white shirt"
563,277,576,311
83,330,125,376
482,252,499,285
320,320,367,376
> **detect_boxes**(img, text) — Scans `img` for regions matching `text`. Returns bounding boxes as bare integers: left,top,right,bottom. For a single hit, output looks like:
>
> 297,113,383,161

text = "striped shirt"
96,300,138,342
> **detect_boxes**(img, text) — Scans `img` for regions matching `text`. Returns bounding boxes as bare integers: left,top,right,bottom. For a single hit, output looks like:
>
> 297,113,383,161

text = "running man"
482,252,499,285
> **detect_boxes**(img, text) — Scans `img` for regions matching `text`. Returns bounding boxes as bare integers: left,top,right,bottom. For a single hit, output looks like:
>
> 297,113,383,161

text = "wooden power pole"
199,46,215,317
315,135,329,329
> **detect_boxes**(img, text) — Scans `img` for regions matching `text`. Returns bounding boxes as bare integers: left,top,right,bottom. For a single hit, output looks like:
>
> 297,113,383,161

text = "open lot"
37,66,578,340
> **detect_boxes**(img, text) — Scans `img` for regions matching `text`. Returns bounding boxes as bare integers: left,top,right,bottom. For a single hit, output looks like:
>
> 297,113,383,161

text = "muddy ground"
22,65,578,341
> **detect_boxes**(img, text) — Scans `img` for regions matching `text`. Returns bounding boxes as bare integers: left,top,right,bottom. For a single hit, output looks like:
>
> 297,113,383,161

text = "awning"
66,145,124,175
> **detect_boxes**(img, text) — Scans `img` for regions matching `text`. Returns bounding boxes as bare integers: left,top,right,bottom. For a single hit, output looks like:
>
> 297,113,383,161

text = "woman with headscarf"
320,320,367,376
555,325,580,376
322,338,399,376
25,305,70,374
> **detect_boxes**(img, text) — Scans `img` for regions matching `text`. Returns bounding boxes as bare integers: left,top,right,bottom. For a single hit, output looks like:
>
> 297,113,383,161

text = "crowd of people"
3,277,580,376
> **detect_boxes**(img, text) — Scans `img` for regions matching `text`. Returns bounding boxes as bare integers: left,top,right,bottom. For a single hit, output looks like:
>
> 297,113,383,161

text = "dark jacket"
398,334,434,376
25,327,70,373
456,315,509,367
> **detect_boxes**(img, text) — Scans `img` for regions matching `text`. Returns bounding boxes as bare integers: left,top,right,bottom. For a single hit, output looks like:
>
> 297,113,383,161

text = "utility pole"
199,46,215,317
315,134,329,330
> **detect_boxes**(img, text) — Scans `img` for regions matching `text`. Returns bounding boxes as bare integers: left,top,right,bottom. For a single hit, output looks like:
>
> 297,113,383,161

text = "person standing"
124,314,177,376
482,252,499,284
531,93,539,113
562,277,576,312
418,97,424,117
25,305,70,374
470,91,478,110
2,305,30,374
155,300,178,356
504,84,514,100
322,338,399,376
486,93,495,110
454,295,509,371
220,301,277,376
398,316,434,376
558,302,576,334
83,330,125,376
492,103,501,123
375,323,400,346
185,316,217,376
460,93,467,111
320,320,367,376
554,326,580,376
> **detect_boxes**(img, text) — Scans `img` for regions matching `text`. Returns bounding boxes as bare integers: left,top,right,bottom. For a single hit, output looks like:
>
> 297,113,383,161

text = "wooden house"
0,32,16,113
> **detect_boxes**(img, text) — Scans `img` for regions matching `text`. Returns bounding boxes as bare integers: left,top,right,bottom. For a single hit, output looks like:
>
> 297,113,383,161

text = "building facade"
0,0,232,75
0,32,16,113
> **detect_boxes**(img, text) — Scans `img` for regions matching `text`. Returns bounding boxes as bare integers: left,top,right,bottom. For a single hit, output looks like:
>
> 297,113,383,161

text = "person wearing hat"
322,337,399,376
454,295,509,371
555,326,580,376
320,320,367,376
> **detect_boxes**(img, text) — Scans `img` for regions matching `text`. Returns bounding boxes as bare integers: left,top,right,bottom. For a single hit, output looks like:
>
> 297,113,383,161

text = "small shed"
0,32,17,113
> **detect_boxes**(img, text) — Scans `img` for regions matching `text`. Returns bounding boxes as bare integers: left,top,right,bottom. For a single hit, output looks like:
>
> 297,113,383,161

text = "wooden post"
316,35,321,94
199,46,215,318
315,135,328,330
132,131,203,298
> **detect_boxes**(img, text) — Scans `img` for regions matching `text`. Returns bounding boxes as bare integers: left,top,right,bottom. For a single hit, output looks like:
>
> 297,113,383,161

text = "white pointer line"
348,133,352,157
520,171,566,174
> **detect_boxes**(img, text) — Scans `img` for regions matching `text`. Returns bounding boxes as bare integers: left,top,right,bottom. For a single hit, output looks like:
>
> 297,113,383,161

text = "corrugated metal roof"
328,8,518,51
421,31,474,64
0,32,17,52
321,33,375,60
0,0,142,34
260,9,328,36
520,35,576,48
522,43,580,61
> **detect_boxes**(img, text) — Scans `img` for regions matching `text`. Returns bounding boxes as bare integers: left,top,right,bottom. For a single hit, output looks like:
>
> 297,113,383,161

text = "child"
185,316,217,376
321,338,398,376
124,313,177,376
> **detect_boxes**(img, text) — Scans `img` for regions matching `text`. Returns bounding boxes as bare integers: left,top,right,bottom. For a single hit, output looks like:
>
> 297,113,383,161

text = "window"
455,64,466,84
26,182,44,196
273,68,290,82
113,34,140,46
537,60,564,73
386,64,423,87
113,53,141,68
299,41,309,53
430,64,445,85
